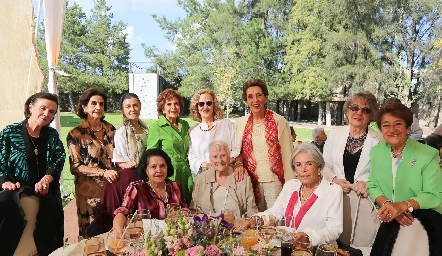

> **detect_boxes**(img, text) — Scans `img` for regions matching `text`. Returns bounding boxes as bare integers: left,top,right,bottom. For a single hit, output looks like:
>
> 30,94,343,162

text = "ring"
43,184,47,189
387,213,392,218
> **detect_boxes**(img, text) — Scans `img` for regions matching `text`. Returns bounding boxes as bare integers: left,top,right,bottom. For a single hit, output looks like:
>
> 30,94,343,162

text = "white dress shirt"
255,179,343,246
188,119,237,175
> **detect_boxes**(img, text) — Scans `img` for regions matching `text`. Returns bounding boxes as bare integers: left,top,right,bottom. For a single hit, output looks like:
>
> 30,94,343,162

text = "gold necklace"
89,122,103,132
199,122,216,132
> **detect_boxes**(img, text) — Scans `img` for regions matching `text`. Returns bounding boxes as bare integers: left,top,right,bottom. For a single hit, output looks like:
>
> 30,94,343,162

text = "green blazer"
367,138,442,213
147,115,193,204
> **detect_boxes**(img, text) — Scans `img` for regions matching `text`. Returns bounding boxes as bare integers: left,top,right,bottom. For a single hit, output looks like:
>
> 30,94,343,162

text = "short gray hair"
343,91,379,121
209,140,230,157
312,127,325,140
292,143,325,170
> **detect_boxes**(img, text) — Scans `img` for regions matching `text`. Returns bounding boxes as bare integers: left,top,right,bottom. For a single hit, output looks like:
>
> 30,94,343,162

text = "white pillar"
318,102,323,125
326,101,331,127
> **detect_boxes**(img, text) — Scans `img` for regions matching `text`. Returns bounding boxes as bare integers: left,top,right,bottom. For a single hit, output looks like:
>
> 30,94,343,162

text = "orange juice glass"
242,229,258,251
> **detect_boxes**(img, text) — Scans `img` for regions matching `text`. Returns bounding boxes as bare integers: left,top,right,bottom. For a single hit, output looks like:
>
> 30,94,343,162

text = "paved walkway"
64,198,80,241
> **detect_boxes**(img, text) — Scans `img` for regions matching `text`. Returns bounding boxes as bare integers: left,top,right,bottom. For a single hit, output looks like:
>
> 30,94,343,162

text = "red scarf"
285,191,318,229
242,110,285,205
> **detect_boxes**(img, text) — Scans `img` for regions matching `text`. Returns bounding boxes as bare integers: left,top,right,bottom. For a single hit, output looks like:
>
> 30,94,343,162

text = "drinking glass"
63,236,83,256
259,226,277,244
84,237,106,256
315,244,338,256
222,209,235,225
242,228,259,252
107,229,129,256
280,235,294,256
293,240,313,256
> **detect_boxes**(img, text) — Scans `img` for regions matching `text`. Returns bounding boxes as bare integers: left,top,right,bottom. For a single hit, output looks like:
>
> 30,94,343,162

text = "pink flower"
231,246,248,255
186,246,204,256
204,245,221,256
182,235,192,248
251,244,264,254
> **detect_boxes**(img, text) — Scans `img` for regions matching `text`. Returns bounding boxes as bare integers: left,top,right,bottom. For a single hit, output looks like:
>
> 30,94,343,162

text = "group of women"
0,77,441,255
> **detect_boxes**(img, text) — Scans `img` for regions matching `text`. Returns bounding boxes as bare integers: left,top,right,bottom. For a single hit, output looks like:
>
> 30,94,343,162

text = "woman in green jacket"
367,101,442,255
147,89,193,204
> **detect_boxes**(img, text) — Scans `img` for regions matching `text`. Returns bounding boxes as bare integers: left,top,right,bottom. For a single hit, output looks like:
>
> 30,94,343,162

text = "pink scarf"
285,191,318,229
242,110,285,205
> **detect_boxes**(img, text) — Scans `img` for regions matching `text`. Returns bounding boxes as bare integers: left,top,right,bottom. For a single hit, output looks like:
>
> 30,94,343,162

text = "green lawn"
59,113,319,195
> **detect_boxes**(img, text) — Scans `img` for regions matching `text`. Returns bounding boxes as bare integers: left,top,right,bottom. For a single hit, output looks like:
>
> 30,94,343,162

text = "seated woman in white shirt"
243,143,343,247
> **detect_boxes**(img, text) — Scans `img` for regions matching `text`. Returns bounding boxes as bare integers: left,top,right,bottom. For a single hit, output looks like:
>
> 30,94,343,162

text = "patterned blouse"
0,120,65,208
114,180,188,219
67,119,115,183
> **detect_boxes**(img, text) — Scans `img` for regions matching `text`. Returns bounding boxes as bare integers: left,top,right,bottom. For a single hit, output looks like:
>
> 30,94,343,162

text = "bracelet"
101,169,107,177
381,199,392,207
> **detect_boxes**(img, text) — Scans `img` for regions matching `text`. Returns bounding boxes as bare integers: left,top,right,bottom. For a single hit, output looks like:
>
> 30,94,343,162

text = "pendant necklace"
26,124,39,155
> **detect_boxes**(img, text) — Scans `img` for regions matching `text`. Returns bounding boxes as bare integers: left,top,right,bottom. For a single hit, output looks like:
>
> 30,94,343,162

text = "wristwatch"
405,200,413,213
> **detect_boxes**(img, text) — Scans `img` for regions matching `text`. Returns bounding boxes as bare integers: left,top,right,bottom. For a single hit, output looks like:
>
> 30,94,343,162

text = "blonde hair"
189,89,224,122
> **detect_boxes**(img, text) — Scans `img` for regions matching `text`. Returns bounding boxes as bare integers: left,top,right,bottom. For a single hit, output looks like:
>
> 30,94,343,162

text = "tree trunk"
69,92,75,113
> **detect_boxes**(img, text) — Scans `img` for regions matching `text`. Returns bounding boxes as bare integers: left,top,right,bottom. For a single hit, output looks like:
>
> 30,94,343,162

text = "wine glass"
106,229,129,256
315,244,338,256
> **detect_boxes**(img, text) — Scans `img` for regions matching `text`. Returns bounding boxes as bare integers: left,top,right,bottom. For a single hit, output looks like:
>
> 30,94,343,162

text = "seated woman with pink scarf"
243,144,343,247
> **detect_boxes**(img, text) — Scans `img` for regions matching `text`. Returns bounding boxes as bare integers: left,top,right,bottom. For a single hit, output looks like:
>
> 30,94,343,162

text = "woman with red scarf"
235,78,295,211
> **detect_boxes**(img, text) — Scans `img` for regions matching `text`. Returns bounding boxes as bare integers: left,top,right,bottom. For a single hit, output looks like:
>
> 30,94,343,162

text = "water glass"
107,229,129,256
315,244,338,256
84,237,106,256
293,240,313,256
280,236,294,256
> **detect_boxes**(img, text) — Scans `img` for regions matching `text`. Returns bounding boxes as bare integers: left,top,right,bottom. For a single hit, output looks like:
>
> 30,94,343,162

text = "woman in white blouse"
243,143,343,247
113,93,148,169
188,89,242,179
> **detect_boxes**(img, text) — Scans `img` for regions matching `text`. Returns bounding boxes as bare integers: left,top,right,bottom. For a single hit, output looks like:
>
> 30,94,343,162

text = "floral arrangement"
137,212,274,256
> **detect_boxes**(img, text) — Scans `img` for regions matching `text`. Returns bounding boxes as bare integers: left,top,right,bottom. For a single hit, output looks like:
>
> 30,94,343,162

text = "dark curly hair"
136,148,174,181
156,89,184,116
375,102,413,130
242,78,269,102
24,92,59,119
76,88,108,120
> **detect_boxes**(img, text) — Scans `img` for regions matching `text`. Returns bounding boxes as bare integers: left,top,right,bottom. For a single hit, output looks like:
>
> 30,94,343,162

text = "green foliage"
37,0,130,112
144,0,294,107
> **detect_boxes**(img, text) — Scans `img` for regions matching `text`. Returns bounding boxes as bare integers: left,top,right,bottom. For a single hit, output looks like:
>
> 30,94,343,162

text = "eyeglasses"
197,101,213,107
348,105,372,115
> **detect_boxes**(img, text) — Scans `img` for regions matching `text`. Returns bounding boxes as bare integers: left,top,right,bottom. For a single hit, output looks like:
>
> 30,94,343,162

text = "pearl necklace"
148,181,168,204
390,141,408,158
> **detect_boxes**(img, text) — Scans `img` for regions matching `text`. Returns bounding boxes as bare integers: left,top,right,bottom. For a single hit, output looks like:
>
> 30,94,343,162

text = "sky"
33,0,186,63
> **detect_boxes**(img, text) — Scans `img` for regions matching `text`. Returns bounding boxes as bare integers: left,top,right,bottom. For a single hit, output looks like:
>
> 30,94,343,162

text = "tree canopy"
38,0,130,111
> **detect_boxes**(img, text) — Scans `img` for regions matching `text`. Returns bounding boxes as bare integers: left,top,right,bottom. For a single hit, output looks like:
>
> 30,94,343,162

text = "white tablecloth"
50,219,166,256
